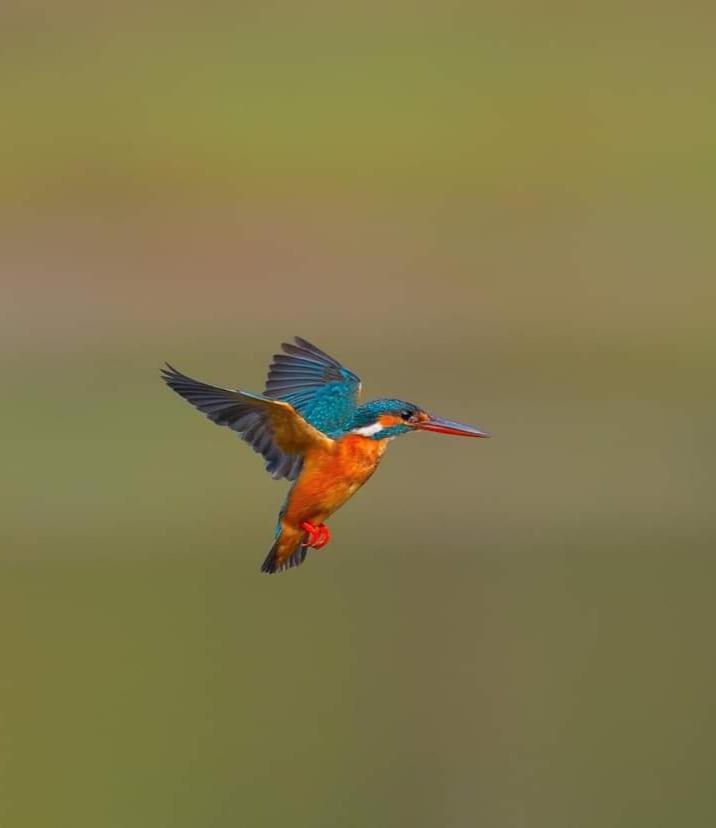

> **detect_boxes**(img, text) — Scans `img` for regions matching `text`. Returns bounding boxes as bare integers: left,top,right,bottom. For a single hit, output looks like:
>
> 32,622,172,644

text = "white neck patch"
351,422,384,437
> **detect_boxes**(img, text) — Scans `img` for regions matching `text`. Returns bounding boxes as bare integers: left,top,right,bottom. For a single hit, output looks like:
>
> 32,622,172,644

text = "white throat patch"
351,422,384,437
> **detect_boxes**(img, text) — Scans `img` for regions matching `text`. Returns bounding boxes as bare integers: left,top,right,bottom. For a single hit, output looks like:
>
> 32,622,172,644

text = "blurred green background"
2,3,715,826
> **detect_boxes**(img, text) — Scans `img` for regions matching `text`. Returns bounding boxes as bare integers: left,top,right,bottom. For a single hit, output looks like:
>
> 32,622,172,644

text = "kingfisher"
161,337,489,573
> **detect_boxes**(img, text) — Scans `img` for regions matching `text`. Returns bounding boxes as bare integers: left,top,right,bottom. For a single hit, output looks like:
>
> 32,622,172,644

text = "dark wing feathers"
161,337,359,482
161,364,327,481
264,337,361,435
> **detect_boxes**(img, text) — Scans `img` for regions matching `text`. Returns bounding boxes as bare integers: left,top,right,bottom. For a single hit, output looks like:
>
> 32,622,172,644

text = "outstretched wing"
263,336,361,435
161,364,332,480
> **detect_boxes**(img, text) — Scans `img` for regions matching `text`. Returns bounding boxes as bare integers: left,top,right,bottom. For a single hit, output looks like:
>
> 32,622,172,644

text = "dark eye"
400,409,414,421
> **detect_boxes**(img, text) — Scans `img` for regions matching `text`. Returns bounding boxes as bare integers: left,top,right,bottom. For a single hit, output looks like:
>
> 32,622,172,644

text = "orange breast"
283,435,389,526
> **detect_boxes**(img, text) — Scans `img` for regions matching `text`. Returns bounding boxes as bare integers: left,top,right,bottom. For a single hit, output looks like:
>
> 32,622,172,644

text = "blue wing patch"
263,337,361,435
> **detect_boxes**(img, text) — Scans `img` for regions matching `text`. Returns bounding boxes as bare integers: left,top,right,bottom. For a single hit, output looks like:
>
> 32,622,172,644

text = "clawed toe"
301,521,331,550
313,525,330,549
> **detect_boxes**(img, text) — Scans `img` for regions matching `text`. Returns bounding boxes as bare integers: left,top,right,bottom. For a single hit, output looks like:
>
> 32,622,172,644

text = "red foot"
301,521,331,550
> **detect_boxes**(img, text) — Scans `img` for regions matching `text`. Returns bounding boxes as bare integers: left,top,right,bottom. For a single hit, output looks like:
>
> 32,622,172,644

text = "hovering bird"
161,337,489,573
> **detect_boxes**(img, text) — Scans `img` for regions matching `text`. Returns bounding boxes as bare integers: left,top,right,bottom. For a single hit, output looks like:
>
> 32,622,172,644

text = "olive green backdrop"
2,3,715,826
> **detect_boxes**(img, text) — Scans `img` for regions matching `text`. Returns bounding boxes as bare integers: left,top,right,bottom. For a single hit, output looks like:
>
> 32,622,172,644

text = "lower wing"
161,364,334,480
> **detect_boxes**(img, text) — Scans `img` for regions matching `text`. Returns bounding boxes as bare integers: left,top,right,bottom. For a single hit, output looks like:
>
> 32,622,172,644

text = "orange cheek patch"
378,414,402,428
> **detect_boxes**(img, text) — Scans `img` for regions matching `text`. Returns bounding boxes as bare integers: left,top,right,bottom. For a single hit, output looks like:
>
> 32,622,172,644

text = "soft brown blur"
2,3,715,826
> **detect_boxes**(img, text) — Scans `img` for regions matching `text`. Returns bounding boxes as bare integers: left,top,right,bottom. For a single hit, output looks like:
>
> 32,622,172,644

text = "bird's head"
348,399,490,441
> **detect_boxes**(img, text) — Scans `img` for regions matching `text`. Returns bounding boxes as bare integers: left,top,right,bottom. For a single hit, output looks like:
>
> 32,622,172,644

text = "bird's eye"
400,409,414,421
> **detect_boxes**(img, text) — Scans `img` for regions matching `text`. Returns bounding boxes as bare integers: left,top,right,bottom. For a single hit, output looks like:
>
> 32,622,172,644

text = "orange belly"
283,435,389,527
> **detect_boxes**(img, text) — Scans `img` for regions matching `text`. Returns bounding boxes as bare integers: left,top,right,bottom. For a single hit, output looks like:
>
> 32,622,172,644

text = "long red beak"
416,414,490,438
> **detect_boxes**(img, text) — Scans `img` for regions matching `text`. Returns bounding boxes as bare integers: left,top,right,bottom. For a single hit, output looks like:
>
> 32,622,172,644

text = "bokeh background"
2,3,715,826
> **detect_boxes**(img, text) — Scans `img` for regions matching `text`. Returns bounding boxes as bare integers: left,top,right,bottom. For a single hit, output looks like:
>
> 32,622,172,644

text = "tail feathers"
261,536,309,574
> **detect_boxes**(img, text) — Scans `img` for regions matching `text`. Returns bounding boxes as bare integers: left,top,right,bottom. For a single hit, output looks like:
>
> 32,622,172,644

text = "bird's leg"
301,521,331,550
301,521,320,547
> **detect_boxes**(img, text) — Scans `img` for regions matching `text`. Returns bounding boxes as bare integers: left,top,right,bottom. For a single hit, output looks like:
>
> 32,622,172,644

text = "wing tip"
292,335,319,351
160,364,177,388
282,336,338,364
160,361,182,379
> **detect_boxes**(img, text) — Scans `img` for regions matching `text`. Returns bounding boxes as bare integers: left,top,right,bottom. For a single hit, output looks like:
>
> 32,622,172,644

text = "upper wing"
161,364,333,480
263,336,361,435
